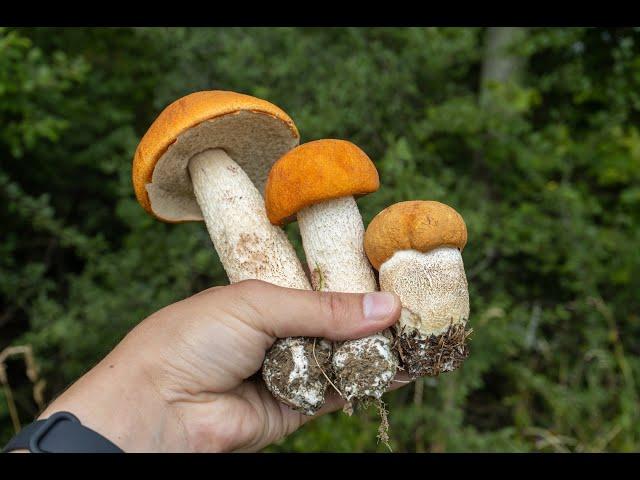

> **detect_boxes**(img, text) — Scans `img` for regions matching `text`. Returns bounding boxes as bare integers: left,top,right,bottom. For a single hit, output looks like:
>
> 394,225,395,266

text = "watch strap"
2,411,123,453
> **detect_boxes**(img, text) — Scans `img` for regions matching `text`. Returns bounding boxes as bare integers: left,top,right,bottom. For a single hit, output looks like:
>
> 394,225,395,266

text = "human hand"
35,280,407,452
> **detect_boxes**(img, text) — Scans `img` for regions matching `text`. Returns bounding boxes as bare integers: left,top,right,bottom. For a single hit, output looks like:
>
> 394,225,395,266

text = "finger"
224,279,402,341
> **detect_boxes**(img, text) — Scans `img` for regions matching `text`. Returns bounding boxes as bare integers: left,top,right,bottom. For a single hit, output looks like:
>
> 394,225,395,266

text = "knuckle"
228,279,269,319
233,278,269,293
231,279,272,307
187,413,252,453
318,291,349,332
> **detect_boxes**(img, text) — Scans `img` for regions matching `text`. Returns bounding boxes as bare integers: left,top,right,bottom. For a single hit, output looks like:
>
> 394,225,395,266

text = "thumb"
225,279,401,341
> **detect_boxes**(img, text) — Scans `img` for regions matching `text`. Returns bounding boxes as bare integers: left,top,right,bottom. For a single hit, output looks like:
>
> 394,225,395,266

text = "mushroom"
132,90,332,415
364,200,470,378
265,139,398,406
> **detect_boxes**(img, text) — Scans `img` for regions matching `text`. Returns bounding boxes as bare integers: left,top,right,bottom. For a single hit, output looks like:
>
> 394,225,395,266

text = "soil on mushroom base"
333,333,397,405
331,332,398,450
396,322,471,378
262,337,332,415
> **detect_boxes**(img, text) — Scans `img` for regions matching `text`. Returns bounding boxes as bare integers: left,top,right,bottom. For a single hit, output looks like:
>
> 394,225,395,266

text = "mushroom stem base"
262,337,332,416
396,323,471,378
332,332,398,403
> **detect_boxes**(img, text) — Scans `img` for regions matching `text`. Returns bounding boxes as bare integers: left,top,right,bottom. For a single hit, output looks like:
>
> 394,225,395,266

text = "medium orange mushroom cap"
364,200,467,270
264,139,380,226
132,90,299,220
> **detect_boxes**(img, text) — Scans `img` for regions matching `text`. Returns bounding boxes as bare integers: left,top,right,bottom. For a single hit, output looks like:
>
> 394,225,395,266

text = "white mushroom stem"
297,196,397,402
189,149,330,414
188,148,309,288
378,247,470,337
297,196,377,293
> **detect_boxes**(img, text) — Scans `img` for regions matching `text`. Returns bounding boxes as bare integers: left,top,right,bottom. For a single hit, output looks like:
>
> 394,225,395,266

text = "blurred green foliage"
1,27,639,452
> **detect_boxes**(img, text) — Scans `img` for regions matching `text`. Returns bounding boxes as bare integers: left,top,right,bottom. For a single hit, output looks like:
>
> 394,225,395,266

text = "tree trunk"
480,27,527,109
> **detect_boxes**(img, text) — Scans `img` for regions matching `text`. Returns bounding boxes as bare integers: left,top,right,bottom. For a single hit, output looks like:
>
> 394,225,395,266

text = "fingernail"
363,292,397,322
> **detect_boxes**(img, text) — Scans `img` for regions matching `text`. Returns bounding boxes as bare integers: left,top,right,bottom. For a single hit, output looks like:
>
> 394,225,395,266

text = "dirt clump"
262,336,332,415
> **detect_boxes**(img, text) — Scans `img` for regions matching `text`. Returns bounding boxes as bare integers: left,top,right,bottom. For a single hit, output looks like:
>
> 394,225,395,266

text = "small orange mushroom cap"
265,139,380,226
133,90,299,220
364,200,467,270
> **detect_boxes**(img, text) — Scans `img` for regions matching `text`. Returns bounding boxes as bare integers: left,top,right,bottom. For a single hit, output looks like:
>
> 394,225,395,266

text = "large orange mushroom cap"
132,90,299,222
264,139,380,226
364,200,467,270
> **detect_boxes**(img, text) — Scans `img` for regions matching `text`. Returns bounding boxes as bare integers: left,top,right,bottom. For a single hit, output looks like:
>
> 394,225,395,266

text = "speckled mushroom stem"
297,196,398,405
189,149,308,286
379,247,470,378
188,149,331,414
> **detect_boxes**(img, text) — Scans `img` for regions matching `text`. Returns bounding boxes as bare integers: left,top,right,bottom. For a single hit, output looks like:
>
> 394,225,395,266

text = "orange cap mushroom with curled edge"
133,90,299,223
264,139,380,226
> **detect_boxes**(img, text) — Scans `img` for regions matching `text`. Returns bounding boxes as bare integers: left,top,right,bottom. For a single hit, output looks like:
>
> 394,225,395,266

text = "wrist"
38,341,183,452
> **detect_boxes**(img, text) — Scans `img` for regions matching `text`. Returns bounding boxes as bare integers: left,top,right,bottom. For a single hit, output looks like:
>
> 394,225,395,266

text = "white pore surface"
297,196,377,293
189,149,309,289
146,111,298,222
379,247,470,337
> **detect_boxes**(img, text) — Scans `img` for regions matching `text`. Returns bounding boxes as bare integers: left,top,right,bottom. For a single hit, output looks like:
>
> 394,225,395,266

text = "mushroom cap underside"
364,200,467,270
133,90,299,222
264,139,380,226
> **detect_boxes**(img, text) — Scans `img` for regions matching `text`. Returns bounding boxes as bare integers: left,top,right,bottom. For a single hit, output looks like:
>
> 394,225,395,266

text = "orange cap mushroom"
265,139,379,226
133,90,299,223
364,200,470,379
364,200,467,270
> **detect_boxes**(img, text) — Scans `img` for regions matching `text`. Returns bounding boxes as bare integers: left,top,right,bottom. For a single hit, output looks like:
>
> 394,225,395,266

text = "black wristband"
2,411,124,453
